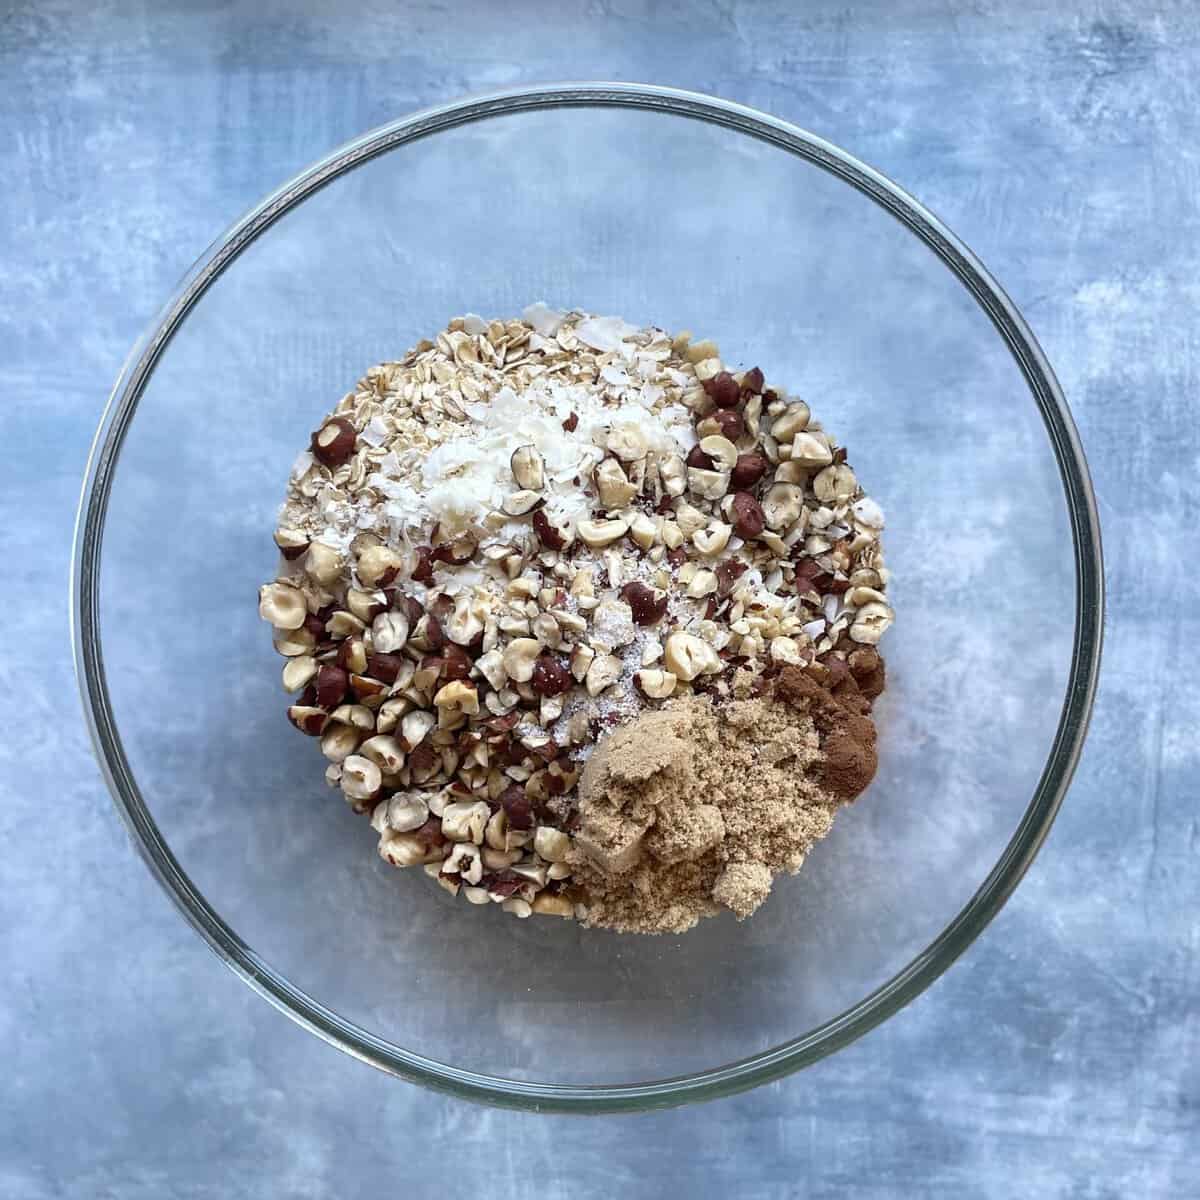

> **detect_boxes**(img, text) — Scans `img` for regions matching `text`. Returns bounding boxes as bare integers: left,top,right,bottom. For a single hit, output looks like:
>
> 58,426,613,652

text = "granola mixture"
258,306,893,931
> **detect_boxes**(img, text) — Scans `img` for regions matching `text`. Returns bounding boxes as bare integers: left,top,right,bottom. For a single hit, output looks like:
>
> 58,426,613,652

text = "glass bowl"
73,84,1103,1112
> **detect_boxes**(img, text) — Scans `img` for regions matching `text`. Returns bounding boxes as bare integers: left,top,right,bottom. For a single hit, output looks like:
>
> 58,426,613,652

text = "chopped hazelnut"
577,517,629,547
259,582,307,630
510,444,545,490
663,632,721,681
304,542,343,587
310,416,357,467
340,754,382,802
634,668,677,699
502,637,542,684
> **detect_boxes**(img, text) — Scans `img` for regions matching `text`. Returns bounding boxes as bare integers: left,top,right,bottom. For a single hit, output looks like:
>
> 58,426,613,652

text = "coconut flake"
575,314,638,353
360,414,390,448
600,364,630,387
852,496,885,529
522,301,566,336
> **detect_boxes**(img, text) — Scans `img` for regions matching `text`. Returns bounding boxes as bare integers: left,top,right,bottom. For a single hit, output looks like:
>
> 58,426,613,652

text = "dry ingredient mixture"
258,305,893,933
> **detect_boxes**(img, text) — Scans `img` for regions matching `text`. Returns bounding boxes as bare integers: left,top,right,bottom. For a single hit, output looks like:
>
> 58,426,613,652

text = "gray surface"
1,0,1195,1195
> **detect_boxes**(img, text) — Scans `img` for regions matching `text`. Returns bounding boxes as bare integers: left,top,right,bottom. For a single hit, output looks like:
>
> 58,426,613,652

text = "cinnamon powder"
570,664,882,934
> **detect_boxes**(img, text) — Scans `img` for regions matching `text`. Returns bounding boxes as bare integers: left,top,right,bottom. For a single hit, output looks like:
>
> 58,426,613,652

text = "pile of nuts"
258,308,892,925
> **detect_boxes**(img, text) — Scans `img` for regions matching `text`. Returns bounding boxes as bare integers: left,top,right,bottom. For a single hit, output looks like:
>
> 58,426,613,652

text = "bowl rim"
71,81,1104,1113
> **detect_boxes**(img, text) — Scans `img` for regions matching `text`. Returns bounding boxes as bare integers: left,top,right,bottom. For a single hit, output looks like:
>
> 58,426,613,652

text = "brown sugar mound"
570,666,882,934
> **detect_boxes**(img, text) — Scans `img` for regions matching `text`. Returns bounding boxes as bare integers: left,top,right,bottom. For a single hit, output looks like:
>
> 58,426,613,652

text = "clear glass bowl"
73,84,1103,1112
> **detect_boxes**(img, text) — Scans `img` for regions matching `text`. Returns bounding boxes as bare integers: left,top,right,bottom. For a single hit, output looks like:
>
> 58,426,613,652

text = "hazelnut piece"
274,528,309,560
813,463,858,503
659,454,687,497
333,638,364,676
532,508,575,551
628,512,658,550
371,611,409,653
703,371,741,408
532,653,572,697
501,489,545,517
400,709,436,750
569,643,595,682
531,893,575,918
692,522,732,556
304,542,343,587
346,588,387,624
730,492,766,539
510,445,545,491
358,733,405,774
716,559,748,596
349,674,387,704
849,602,893,646
712,410,744,442
365,651,404,683
442,799,491,843
287,705,328,736
379,834,439,868
741,366,765,394
620,582,668,626
356,544,405,589
634,668,677,699
386,794,429,833
320,722,361,763
699,435,738,471
730,453,769,489
500,785,533,831
769,402,812,443
577,518,629,548
340,754,382,802
501,637,542,684
593,458,638,509
663,632,721,681
310,416,357,467
314,664,349,709
584,653,622,696
433,679,480,718
762,482,804,530
686,468,730,501
258,582,307,630
605,423,649,462
441,643,472,682
788,431,834,469
533,826,571,863
282,656,318,693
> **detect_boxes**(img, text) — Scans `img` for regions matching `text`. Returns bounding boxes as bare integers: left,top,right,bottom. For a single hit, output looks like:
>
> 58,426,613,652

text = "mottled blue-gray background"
3,0,1197,1196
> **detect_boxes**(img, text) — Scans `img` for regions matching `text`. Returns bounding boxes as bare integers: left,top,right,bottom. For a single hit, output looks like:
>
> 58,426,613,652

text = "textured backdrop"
2,1,1197,1196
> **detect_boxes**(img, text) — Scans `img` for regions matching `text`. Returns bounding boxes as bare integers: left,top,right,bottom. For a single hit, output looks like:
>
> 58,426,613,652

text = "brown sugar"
570,665,882,934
